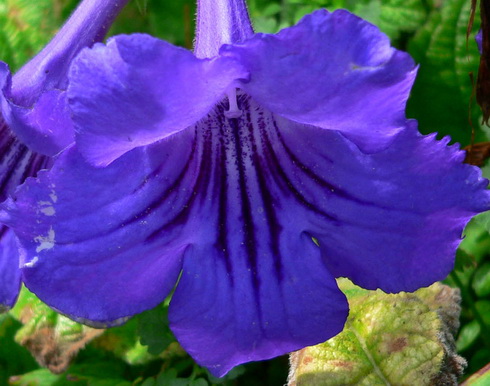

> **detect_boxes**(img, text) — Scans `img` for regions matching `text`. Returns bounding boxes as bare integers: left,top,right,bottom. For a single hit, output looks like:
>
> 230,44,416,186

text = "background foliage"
1,0,490,384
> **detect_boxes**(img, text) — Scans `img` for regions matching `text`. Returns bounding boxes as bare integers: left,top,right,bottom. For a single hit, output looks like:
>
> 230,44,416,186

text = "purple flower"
0,0,128,311
1,0,489,376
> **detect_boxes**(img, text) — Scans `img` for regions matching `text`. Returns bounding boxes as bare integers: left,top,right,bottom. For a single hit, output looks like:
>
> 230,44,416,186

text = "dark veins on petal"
0,117,51,202
12,88,478,335
131,95,356,296
38,96,375,282
0,115,49,310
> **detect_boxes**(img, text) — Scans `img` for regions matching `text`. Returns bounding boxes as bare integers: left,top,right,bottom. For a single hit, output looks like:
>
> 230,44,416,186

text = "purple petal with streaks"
0,0,129,156
222,9,417,153
0,227,21,311
2,96,487,374
70,34,248,166
0,113,50,312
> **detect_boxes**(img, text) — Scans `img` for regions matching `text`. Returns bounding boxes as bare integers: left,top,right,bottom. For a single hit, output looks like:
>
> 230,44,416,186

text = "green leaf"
203,365,246,384
457,320,481,352
475,300,490,325
90,317,154,365
250,15,280,34
8,368,62,386
146,368,208,386
406,0,484,146
351,0,427,41
261,3,282,17
64,361,132,386
0,0,78,72
462,363,490,386
9,361,132,386
137,304,175,356
473,211,490,244
350,1,382,28
455,248,477,272
455,219,490,271
468,351,490,381
289,281,465,385
189,380,208,386
10,287,104,373
472,263,490,297
108,0,196,48
0,314,38,385
291,6,319,23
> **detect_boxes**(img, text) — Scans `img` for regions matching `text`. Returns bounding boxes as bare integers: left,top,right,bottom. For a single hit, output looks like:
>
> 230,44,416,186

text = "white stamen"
224,88,242,118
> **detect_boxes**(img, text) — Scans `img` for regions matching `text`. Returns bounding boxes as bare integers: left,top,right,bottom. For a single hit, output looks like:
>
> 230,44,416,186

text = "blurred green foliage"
1,0,490,384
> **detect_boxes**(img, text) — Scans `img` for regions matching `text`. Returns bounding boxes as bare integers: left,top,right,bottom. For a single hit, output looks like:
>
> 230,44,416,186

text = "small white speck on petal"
34,227,56,253
23,256,39,268
49,190,58,203
40,206,55,216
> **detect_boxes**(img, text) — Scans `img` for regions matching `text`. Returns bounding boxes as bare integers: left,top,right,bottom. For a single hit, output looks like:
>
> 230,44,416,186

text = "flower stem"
12,0,130,105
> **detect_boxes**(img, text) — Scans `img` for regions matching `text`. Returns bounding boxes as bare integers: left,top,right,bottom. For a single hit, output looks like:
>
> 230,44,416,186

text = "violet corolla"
0,0,128,311
1,0,489,377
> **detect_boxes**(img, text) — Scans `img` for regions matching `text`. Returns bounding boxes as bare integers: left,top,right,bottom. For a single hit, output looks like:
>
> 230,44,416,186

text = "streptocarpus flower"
1,0,489,376
0,0,128,311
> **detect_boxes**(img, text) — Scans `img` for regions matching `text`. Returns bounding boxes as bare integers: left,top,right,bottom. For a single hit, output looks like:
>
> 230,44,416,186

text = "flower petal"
3,95,486,374
0,1,130,156
222,9,417,153
166,97,347,375
0,113,50,312
0,114,51,202
1,62,75,156
170,239,348,377
0,129,204,324
269,117,489,292
2,96,350,372
69,34,248,166
0,227,21,312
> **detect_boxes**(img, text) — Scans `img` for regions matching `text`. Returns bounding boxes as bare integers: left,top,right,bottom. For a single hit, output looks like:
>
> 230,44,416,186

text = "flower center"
224,88,242,119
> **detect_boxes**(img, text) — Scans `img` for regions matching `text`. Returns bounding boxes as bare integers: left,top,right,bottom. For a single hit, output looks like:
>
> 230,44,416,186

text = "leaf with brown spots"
10,287,104,374
288,281,465,386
